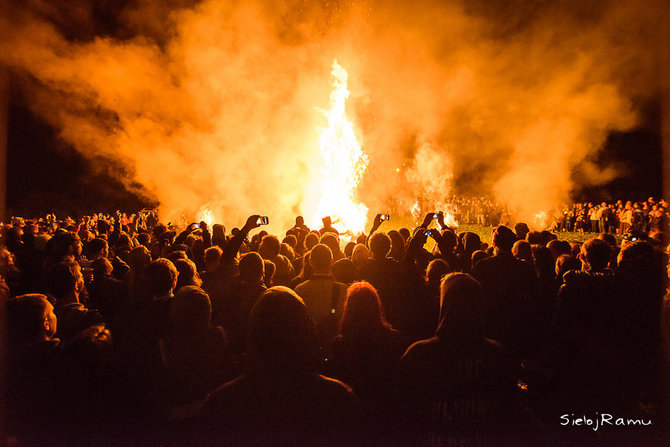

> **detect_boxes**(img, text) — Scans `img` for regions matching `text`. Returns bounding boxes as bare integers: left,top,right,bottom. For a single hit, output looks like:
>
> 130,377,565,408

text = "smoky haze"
0,0,665,229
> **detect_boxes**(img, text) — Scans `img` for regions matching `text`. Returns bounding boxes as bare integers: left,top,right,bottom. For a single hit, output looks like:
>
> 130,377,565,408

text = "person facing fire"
295,244,347,350
473,225,536,360
319,215,339,235
197,286,359,444
398,273,518,445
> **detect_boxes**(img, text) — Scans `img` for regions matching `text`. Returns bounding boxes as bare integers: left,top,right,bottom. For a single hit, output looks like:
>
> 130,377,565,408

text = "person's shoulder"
473,254,494,272
401,336,439,361
315,374,358,404
294,280,309,292
203,374,245,409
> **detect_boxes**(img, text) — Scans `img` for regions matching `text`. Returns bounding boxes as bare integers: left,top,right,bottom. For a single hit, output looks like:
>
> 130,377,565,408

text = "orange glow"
534,211,548,228
411,201,421,219
197,207,214,228
308,60,369,234
443,211,458,227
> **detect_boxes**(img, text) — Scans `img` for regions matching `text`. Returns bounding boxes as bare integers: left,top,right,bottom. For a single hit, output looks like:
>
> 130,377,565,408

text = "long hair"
339,281,390,339
247,286,319,374
436,273,485,342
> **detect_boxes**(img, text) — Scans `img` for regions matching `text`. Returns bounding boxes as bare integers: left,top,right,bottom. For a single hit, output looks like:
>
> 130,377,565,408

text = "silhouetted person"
160,286,236,422
197,286,359,444
357,232,403,329
216,252,267,356
319,215,339,235
295,244,347,351
473,225,536,359
327,282,407,436
6,294,62,442
398,273,518,445
553,238,619,411
259,235,295,286
46,260,104,343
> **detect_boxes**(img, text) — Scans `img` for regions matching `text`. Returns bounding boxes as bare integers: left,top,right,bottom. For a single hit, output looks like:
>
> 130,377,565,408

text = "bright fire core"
308,60,369,234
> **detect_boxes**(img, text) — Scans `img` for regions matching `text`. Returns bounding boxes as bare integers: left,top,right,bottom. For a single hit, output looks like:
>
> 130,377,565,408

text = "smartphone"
431,213,439,219
193,223,200,229
424,229,433,236
381,214,390,221
257,216,269,225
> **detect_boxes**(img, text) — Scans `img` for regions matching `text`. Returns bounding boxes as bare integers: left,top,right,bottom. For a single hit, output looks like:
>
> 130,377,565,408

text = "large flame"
308,60,369,234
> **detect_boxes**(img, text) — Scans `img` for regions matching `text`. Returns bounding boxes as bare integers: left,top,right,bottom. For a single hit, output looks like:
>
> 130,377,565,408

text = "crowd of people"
408,196,669,235
1,206,668,446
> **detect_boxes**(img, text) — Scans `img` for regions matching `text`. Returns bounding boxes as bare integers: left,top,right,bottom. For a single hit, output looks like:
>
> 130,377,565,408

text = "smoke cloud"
0,0,666,229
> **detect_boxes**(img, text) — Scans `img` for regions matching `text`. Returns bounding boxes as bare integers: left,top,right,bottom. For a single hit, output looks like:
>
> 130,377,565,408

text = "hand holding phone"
421,212,438,228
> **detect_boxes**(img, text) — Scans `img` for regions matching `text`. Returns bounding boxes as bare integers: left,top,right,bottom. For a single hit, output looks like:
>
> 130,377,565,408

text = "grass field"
370,215,622,245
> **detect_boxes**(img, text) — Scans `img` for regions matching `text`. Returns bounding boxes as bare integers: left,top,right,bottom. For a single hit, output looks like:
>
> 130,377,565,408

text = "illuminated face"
0,249,15,269
43,302,57,338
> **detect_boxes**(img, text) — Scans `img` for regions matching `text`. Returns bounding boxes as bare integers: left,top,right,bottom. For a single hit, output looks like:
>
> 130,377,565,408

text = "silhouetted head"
436,273,485,341
7,294,57,345
240,252,264,282
46,260,84,300
471,250,488,268
91,257,113,279
304,232,319,251
388,230,405,261
598,233,617,248
580,238,611,272
212,224,226,247
174,258,202,290
463,232,482,255
512,240,532,262
426,258,453,288
146,258,178,297
339,281,388,337
170,286,212,336
514,222,530,241
259,235,281,259
492,226,517,252
532,245,555,280
309,244,332,274
204,245,222,271
369,232,391,259
618,240,656,271
282,234,297,249
351,243,370,268
247,286,319,374
440,229,458,254
128,245,151,270
556,254,582,280
319,233,341,256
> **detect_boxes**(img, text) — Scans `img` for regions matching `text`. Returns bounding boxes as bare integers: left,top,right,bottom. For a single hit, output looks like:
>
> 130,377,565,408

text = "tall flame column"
309,60,369,234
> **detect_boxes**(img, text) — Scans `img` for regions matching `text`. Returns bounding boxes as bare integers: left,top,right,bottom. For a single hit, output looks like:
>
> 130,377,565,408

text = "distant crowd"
408,196,668,235
1,205,668,446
